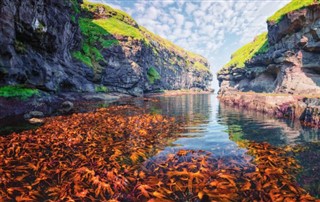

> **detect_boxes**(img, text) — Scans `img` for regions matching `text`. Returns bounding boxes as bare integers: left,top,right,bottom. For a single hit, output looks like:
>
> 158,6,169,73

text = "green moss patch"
0,86,39,100
221,32,268,71
147,67,161,84
268,0,320,23
93,18,143,40
72,18,118,68
70,0,81,14
95,85,108,93
194,62,210,72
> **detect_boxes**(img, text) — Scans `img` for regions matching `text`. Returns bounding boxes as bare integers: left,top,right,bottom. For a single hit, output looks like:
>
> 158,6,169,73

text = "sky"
92,0,290,89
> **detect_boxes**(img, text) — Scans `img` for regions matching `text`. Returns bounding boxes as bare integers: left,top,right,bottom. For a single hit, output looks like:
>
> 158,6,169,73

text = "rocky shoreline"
0,89,214,124
217,3,320,129
0,92,127,120
219,91,320,128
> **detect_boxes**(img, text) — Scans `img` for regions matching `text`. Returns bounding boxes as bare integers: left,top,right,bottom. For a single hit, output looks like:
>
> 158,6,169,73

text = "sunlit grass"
73,0,210,73
73,18,118,68
93,18,144,40
0,86,39,100
220,32,268,72
194,61,210,72
81,0,137,26
268,0,320,23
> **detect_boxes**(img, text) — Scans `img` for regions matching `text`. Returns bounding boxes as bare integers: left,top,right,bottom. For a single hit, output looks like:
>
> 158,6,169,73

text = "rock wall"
102,35,212,96
0,0,212,96
0,0,96,92
220,91,320,129
218,4,320,96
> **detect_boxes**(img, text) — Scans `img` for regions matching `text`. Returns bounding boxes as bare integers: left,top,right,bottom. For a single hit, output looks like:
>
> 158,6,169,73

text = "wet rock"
28,118,44,124
60,101,74,113
24,111,44,119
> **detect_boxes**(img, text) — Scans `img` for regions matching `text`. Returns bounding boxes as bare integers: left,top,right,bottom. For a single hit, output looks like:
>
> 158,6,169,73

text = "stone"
28,118,44,124
60,101,74,113
24,111,44,119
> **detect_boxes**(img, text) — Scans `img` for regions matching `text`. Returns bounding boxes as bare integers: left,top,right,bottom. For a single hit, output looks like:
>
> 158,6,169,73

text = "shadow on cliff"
299,51,320,90
81,19,151,95
58,17,143,94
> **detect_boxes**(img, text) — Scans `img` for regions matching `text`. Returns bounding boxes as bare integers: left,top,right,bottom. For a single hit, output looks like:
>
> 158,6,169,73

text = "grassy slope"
220,0,320,73
268,0,319,23
221,32,268,72
73,0,209,72
72,18,118,68
0,86,39,100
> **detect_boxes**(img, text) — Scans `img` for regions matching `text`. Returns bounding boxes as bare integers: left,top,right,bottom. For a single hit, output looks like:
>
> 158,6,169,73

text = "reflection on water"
219,103,320,145
131,94,320,148
1,94,319,199
125,94,320,198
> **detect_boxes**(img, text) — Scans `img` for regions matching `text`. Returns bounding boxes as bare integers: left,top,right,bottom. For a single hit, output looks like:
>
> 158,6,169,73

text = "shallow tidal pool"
0,94,319,201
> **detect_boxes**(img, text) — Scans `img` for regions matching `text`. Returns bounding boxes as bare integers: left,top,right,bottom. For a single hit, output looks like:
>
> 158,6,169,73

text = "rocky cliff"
218,2,320,95
0,0,212,97
217,1,320,126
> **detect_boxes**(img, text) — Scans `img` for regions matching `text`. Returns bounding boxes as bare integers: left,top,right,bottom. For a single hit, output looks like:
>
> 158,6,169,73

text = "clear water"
120,93,320,197
126,94,320,147
1,93,319,198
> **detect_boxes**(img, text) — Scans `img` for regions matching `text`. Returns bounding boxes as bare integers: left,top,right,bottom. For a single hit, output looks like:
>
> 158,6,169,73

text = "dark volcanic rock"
0,0,96,92
0,0,212,97
218,4,320,96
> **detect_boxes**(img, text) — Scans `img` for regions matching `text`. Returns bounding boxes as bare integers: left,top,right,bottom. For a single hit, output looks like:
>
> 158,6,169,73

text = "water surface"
1,93,319,199
122,94,320,197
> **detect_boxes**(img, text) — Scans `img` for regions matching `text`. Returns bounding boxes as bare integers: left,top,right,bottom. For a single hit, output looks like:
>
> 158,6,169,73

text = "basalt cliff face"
218,4,320,95
0,0,212,97
217,3,320,126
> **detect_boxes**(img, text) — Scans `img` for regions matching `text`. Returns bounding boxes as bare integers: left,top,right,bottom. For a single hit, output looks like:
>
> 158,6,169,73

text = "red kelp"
134,142,319,202
0,106,180,201
0,105,319,201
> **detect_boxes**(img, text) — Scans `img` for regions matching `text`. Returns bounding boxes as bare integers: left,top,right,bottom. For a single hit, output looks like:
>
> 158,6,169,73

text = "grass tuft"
0,86,39,100
95,85,108,93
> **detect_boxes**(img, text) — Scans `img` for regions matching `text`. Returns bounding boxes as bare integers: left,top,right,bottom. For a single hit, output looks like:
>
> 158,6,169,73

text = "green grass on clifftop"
93,18,144,40
268,0,320,23
0,86,39,100
221,32,268,71
194,62,210,72
72,18,118,68
81,0,137,26
73,0,210,73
